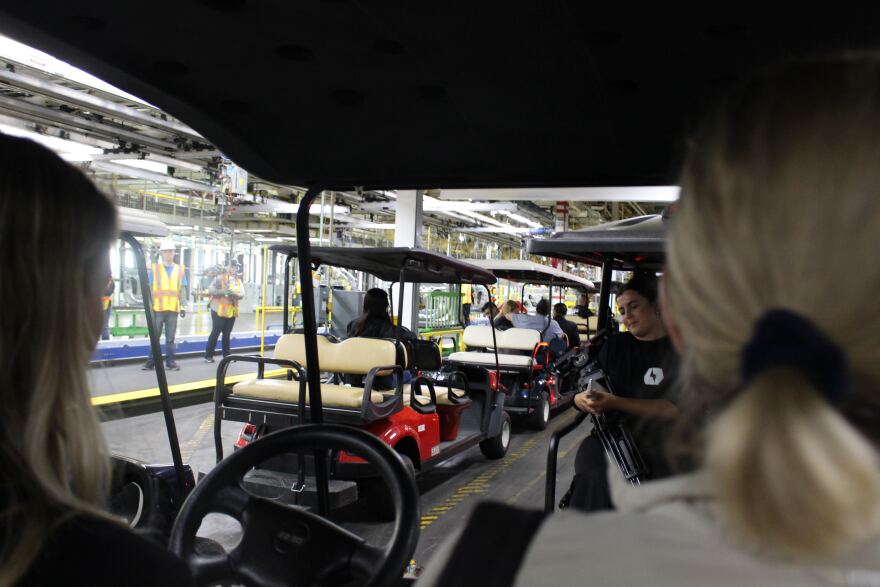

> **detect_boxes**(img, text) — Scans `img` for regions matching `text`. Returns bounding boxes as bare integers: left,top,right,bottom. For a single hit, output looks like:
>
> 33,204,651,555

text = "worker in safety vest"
142,239,187,371
460,283,473,326
204,260,244,362
101,276,114,341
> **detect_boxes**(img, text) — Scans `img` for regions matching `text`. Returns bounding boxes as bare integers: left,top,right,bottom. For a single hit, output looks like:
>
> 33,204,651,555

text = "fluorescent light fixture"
506,213,542,229
354,222,396,229
0,34,151,105
438,186,681,203
111,158,168,175
241,229,273,233
0,123,103,157
458,210,512,229
167,225,194,231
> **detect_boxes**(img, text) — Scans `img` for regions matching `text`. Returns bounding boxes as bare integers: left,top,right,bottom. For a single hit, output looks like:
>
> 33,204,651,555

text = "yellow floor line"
180,413,215,462
91,368,287,406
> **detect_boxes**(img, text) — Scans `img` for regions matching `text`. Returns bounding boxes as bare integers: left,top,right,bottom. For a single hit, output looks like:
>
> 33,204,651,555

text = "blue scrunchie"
741,309,847,403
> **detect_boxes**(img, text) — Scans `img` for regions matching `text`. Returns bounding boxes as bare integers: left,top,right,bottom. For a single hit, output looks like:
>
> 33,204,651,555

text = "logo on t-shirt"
644,367,664,386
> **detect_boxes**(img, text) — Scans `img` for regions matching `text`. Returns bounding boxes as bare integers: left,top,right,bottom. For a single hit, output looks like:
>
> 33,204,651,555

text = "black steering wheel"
169,424,420,586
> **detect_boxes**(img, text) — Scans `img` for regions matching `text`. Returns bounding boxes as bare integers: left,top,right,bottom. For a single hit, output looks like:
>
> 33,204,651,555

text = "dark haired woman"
564,275,680,511
347,288,401,339
345,288,416,388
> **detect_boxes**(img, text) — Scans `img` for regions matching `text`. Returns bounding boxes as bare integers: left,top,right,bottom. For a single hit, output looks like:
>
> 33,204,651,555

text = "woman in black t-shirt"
345,288,416,388
565,275,680,512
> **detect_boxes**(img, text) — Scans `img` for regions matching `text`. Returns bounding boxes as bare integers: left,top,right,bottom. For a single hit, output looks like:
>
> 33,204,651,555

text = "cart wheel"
480,412,511,459
528,392,550,430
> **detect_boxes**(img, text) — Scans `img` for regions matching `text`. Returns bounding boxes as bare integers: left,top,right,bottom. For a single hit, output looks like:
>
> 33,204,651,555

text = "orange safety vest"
211,274,242,318
151,262,184,312
102,296,112,310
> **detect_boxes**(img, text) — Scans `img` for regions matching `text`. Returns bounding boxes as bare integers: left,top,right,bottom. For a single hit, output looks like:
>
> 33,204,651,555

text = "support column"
393,189,424,330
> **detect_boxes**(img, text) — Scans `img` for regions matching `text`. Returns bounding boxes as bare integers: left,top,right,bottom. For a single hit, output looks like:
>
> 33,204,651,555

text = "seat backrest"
567,315,587,326
405,339,442,370
274,334,397,375
462,325,540,352
498,328,541,351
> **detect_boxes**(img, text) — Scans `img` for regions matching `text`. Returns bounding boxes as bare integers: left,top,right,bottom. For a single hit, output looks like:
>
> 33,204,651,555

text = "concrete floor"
100,403,585,572
89,355,270,399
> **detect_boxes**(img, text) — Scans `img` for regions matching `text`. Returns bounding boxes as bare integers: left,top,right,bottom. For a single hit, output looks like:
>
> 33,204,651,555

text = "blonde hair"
0,134,118,584
666,55,880,560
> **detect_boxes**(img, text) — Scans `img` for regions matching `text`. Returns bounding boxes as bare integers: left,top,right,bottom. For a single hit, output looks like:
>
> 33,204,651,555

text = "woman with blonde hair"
421,55,880,585
0,134,193,585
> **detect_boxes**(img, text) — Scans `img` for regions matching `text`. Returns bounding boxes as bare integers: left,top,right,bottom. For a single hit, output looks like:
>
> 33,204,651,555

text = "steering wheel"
169,424,420,586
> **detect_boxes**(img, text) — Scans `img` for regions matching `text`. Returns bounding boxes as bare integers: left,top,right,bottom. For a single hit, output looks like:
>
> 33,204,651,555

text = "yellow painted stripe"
91,368,287,406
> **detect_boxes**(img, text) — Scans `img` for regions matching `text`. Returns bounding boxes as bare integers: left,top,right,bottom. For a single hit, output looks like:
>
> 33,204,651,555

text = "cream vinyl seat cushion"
231,334,397,407
568,315,590,333
273,333,398,374
446,351,533,368
233,379,384,407
462,325,541,352
399,384,467,406
452,325,538,368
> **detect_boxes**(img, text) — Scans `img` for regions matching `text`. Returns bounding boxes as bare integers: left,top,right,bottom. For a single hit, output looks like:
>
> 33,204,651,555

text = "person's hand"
574,383,615,415
179,309,186,318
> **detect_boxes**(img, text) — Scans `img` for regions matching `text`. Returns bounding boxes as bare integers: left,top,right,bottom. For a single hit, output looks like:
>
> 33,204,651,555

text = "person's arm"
575,385,679,419
207,275,223,296
180,267,188,303
228,277,245,299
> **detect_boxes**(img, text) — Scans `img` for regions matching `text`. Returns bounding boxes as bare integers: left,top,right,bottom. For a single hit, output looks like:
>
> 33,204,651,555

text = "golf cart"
213,246,511,513
453,259,598,429
527,214,668,511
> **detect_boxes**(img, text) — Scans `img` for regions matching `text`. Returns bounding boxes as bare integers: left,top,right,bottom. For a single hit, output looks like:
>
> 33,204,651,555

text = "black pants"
206,310,236,358
569,434,614,512
147,311,178,365
567,424,673,512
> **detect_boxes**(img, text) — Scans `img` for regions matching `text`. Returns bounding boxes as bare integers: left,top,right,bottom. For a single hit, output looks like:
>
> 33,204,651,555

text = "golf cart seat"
400,385,468,406
447,326,541,370
234,379,384,407
567,315,590,336
226,334,404,422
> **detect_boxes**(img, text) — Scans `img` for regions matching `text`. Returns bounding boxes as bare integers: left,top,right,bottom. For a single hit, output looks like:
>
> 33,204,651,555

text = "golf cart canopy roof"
271,246,496,285
461,259,597,293
0,4,873,189
527,214,666,270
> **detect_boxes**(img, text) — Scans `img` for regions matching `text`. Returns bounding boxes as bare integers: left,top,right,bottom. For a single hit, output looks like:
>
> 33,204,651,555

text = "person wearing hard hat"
204,259,244,362
142,239,187,371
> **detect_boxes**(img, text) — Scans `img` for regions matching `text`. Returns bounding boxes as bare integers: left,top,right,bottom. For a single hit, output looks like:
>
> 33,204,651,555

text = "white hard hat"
158,238,176,251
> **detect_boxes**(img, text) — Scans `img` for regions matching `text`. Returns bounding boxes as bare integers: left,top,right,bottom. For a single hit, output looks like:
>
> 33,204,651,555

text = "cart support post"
597,256,614,332
294,186,330,515
123,234,187,496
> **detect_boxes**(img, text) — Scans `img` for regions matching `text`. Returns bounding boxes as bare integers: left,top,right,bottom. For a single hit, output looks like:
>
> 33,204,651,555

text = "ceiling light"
0,34,151,105
0,123,103,156
506,213,543,229
111,158,168,174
